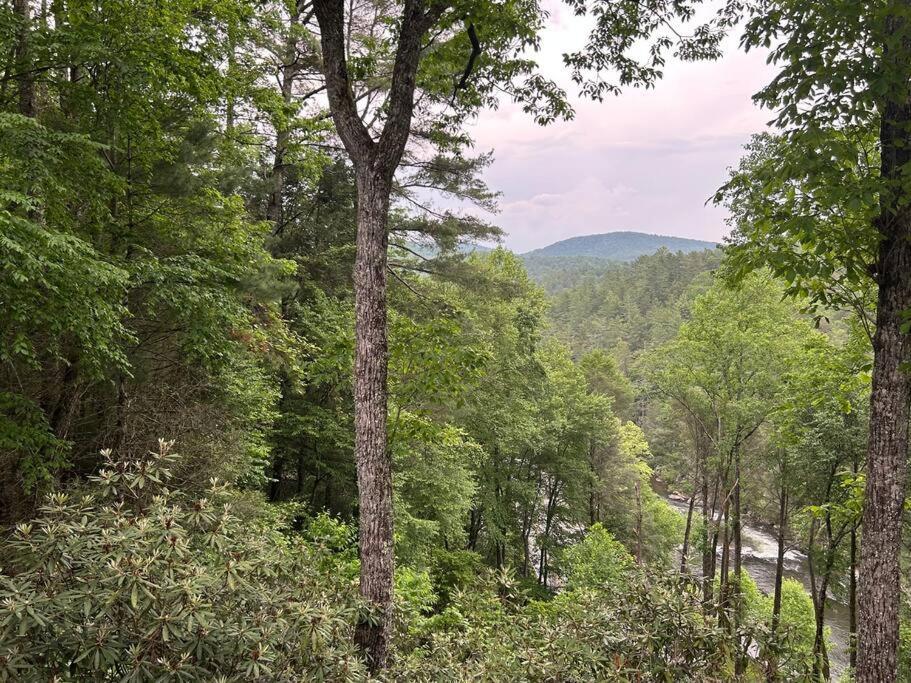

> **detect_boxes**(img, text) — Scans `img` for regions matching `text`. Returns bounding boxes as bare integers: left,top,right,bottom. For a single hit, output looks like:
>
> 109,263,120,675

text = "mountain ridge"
520,231,717,260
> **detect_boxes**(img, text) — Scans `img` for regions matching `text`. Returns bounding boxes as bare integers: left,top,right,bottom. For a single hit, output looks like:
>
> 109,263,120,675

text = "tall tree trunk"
269,455,284,501
813,573,831,681
351,168,394,667
732,450,743,588
634,478,643,565
719,502,730,625
314,0,448,668
701,464,712,603
731,450,745,674
857,6,911,676
850,453,859,672
772,485,787,633
539,479,559,586
267,5,303,228
680,484,696,573
467,506,482,550
588,441,598,526
14,0,35,117
850,523,858,671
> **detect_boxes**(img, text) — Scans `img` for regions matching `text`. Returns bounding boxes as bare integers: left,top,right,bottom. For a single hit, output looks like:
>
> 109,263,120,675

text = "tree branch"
313,0,375,161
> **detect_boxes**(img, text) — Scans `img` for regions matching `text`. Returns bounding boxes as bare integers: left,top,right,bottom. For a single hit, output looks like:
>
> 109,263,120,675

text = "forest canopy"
2,0,911,682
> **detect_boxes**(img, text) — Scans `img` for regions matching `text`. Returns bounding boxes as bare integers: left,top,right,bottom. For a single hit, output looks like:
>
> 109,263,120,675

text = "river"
664,496,851,675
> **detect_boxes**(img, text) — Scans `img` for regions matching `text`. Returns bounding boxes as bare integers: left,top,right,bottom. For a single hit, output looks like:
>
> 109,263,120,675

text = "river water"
664,497,851,675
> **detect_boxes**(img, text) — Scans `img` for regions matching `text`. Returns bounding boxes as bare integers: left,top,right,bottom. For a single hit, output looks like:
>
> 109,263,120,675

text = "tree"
309,0,734,664
768,330,870,678
644,273,808,648
721,3,911,674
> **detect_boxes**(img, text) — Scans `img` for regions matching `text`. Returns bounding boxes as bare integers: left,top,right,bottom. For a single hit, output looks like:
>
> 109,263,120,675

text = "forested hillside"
520,232,718,293
548,248,721,358
2,0,911,682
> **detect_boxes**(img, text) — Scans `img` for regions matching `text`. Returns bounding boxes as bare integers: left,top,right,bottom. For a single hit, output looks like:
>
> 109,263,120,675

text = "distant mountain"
521,231,717,261
516,231,719,293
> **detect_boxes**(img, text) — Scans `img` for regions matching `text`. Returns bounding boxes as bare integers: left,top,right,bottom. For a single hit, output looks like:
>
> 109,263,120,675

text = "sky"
465,4,776,253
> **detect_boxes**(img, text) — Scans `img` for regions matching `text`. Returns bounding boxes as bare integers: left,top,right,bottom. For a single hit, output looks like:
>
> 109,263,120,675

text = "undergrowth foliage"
0,441,366,682
0,441,814,682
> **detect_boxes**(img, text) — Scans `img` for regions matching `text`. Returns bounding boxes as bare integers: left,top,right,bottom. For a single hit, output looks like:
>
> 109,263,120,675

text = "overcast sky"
465,5,775,253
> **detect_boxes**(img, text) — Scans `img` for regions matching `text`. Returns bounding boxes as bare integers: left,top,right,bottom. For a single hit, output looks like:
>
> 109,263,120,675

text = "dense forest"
1,0,911,682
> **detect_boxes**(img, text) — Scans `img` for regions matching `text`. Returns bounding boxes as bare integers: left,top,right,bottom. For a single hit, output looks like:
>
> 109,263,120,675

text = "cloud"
497,178,636,252
464,10,775,251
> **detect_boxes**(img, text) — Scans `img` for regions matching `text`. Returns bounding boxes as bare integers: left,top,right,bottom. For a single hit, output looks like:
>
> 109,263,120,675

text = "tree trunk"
813,572,831,681
719,502,730,624
701,463,712,604
14,0,35,117
680,486,696,573
266,5,303,229
857,9,911,674
539,479,560,586
588,441,598,526
351,168,394,669
850,455,859,672
313,0,448,669
850,523,858,670
467,506,482,550
732,451,743,587
772,486,787,633
269,456,284,501
634,479,643,565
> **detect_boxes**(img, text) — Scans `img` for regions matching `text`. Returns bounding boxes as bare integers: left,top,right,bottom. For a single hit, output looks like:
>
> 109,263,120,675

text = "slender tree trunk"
588,441,598,526
296,451,306,495
850,524,858,670
731,450,746,674
269,456,284,501
719,502,730,624
324,475,333,511
732,451,743,587
634,478,643,565
266,6,302,228
850,454,859,672
701,454,712,604
313,0,448,668
813,574,831,681
467,507,482,550
680,488,696,573
351,168,394,668
14,0,35,117
772,486,787,632
539,480,559,585
521,505,533,578
857,7,911,680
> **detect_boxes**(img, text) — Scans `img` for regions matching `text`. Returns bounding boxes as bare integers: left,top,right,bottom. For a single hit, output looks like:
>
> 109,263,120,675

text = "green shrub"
559,523,635,591
0,442,367,682
777,578,817,659
428,549,484,609
393,571,737,681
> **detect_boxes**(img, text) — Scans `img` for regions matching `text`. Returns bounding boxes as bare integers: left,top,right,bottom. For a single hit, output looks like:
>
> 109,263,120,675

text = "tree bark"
857,5,911,678
732,450,743,587
467,506,482,550
813,572,831,681
701,458,712,604
719,501,730,625
680,484,696,573
14,0,35,117
634,478,643,565
313,0,447,669
350,168,394,668
266,4,303,228
771,485,787,632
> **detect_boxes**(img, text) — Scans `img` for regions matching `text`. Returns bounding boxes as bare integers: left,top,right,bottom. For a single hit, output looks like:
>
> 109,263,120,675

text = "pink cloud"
466,11,775,250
